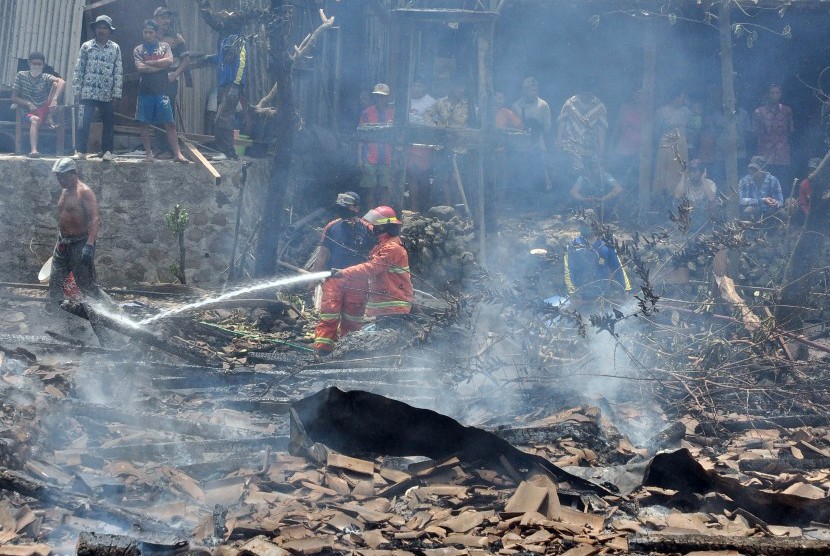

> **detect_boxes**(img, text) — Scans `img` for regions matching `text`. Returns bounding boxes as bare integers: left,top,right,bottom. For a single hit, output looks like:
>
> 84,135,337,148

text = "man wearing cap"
358,83,394,207
48,158,105,308
739,155,784,219
310,191,375,356
73,15,123,162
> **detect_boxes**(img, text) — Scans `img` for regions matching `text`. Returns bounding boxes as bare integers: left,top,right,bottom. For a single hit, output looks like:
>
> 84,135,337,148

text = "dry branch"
290,9,335,62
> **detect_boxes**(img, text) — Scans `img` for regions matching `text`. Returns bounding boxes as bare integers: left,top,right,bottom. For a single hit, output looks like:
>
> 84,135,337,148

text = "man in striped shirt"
12,52,65,158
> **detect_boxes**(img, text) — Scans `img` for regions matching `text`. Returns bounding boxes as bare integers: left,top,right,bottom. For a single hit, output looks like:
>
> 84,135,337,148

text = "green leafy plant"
165,205,189,284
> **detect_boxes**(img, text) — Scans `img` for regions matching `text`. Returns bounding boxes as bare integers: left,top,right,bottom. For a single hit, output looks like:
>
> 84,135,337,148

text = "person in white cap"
358,83,394,207
73,15,123,162
48,158,105,308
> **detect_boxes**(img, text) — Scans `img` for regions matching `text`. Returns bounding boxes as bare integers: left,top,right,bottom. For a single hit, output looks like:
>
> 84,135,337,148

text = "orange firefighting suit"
313,274,369,352
339,233,413,317
312,216,374,353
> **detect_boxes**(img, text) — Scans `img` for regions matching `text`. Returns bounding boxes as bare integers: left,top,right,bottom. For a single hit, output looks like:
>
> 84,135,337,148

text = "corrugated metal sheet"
1,0,86,104
0,0,18,91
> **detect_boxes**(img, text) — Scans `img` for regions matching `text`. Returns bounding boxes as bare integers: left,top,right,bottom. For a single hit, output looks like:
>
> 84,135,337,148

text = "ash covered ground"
1,205,830,555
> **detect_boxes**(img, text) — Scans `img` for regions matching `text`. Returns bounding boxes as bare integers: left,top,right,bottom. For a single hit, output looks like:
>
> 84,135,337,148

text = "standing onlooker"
153,6,191,156
199,3,251,160
512,76,551,196
494,91,522,204
73,15,123,161
739,155,784,220
652,90,690,199
557,85,608,172
358,83,395,207
406,76,436,211
154,7,190,118
609,87,644,190
133,20,190,163
753,84,794,188
12,52,65,158
425,78,472,209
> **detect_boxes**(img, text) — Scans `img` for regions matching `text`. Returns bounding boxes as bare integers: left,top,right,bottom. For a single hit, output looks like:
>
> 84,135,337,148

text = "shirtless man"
48,157,104,308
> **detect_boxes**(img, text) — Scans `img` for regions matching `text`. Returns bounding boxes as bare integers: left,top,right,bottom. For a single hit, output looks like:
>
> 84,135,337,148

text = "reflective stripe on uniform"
343,313,365,322
388,266,410,274
318,312,340,321
366,300,412,309
313,337,336,346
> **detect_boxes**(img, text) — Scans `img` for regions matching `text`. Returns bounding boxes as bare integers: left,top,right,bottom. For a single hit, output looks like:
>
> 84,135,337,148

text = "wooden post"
638,19,657,216
719,0,738,219
477,23,495,266
718,0,741,278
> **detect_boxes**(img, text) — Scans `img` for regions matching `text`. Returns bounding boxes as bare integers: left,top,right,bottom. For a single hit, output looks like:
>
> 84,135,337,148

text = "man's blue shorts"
136,95,174,125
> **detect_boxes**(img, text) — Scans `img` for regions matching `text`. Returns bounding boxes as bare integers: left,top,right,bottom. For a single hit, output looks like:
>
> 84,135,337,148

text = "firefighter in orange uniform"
311,192,375,356
334,206,413,318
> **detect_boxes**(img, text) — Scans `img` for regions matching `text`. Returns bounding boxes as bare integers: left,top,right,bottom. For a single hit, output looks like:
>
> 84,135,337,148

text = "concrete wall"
0,156,272,287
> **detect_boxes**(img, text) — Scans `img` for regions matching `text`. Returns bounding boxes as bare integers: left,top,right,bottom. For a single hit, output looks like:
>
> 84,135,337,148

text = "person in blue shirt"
564,226,631,300
199,0,265,160
310,192,375,356
739,155,784,220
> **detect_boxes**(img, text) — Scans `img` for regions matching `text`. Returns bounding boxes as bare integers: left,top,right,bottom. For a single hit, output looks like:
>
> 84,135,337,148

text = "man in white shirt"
511,76,552,197
406,76,437,210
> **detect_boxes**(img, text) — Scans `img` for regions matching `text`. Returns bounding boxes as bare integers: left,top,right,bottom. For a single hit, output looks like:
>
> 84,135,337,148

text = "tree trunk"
638,20,656,213
719,0,738,220
254,1,300,278
719,1,742,278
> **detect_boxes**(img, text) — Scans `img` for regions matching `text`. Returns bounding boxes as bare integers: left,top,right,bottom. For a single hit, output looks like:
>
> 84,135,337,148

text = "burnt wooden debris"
0,189,829,555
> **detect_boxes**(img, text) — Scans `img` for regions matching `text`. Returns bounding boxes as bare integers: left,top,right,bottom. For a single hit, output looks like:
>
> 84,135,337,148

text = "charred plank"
629,533,830,555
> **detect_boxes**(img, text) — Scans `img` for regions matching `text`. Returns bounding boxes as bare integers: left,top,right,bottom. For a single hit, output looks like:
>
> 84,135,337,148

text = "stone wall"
0,156,272,287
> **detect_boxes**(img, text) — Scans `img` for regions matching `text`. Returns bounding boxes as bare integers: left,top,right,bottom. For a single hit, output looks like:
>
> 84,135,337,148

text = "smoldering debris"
1,190,830,556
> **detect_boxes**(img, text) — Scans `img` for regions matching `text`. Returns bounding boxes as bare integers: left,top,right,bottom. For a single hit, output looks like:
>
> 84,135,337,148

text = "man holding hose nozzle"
48,158,106,310
331,206,414,322
311,192,375,357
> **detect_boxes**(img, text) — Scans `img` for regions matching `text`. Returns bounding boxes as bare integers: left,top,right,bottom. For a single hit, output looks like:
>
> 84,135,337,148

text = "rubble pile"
1,202,830,555
401,208,477,291
2,340,830,556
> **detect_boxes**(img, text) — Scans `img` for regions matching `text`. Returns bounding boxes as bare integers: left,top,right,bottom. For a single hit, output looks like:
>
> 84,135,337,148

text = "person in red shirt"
753,84,794,187
358,83,395,207
334,206,413,318
796,157,821,220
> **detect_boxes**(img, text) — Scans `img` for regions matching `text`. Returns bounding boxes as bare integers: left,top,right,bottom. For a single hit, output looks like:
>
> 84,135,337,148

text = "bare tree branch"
290,9,335,63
